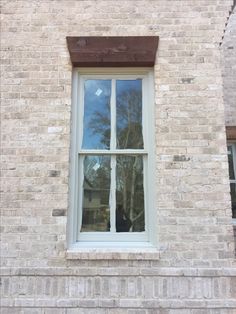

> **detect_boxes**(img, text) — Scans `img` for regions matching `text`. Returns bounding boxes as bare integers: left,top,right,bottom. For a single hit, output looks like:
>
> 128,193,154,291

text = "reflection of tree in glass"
84,156,110,193
88,89,145,232
84,156,111,209
89,89,143,149
83,79,111,150
82,156,111,230
116,156,144,232
117,89,143,149
116,89,144,231
88,102,110,149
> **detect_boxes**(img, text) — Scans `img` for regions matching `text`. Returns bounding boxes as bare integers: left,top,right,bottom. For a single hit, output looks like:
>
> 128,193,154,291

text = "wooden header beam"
226,126,236,140
66,36,159,67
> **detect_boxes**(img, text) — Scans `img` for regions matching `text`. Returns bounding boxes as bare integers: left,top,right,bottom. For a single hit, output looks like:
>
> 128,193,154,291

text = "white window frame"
67,68,157,248
227,142,236,225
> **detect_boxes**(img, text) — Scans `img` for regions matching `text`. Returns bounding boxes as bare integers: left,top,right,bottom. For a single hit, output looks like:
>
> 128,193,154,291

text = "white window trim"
227,141,236,225
67,68,157,249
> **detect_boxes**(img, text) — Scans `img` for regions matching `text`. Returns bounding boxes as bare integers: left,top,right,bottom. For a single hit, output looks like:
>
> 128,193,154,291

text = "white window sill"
66,244,160,260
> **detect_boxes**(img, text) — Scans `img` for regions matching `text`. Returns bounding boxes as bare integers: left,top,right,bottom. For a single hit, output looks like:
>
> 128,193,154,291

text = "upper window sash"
77,72,150,153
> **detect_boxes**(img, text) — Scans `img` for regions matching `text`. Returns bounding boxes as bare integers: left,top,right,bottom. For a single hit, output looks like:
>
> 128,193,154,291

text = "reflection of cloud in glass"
82,80,111,149
85,80,111,97
95,88,103,96
93,162,100,171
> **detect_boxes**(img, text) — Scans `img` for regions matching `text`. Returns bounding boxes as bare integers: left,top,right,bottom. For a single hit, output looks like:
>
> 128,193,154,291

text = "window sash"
79,75,146,152
78,232,148,242
77,154,148,240
77,73,148,241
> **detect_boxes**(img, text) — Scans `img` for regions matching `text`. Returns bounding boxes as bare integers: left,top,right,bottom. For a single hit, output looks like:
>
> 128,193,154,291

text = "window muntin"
227,143,236,220
71,69,155,244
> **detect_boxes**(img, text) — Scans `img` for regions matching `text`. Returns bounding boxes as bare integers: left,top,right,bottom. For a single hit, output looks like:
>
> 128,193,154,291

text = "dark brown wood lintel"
226,126,236,140
66,36,159,67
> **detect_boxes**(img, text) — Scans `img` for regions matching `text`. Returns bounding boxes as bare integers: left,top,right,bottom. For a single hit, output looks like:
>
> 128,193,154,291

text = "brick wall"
1,0,236,312
221,5,236,251
222,6,236,126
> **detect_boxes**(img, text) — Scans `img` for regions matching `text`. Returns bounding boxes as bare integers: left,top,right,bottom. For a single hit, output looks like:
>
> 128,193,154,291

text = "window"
227,142,236,222
69,68,156,247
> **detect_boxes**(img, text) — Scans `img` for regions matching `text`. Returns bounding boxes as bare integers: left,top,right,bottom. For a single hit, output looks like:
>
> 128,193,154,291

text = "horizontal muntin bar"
78,149,148,155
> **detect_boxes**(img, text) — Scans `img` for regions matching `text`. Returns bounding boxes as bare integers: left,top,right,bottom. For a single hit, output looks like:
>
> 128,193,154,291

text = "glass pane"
116,80,143,149
81,156,110,232
227,146,235,180
116,155,145,232
230,183,236,219
82,80,111,149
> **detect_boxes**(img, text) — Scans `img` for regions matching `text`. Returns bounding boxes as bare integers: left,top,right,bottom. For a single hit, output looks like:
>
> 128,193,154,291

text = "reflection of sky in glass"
82,80,111,149
117,79,141,94
116,79,143,149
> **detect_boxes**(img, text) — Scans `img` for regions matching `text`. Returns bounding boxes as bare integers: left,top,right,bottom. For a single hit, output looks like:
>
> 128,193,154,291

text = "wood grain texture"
67,36,159,67
226,126,236,140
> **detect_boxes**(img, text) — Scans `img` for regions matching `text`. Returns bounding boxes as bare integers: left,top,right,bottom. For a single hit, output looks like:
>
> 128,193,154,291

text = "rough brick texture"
1,0,236,312
222,6,236,126
1,267,236,312
221,5,236,251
